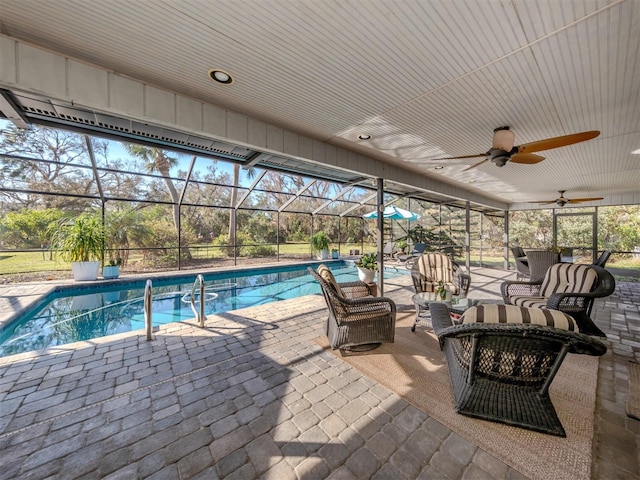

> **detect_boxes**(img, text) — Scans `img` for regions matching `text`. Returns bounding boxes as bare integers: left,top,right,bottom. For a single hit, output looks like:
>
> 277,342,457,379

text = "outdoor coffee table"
411,292,477,332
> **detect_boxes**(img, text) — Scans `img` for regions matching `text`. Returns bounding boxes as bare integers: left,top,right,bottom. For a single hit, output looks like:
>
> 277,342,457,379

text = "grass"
0,251,70,274
2,246,639,278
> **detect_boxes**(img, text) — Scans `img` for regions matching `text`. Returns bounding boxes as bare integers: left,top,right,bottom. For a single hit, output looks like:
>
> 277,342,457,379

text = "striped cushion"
509,297,549,310
317,264,344,297
417,253,454,282
457,304,577,379
416,253,460,294
418,281,459,295
539,263,598,298
461,304,576,331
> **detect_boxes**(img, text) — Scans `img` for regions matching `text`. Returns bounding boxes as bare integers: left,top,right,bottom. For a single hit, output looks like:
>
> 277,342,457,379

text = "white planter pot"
102,265,120,279
357,267,376,283
71,261,101,281
317,249,329,260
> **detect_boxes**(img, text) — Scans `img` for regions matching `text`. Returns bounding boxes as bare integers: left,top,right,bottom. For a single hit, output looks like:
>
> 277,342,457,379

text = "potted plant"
311,231,331,260
355,252,377,283
102,257,122,279
331,248,339,259
49,212,105,281
435,280,452,302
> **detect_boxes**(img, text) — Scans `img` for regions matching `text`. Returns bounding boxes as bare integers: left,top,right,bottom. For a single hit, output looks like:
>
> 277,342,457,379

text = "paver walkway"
0,267,638,479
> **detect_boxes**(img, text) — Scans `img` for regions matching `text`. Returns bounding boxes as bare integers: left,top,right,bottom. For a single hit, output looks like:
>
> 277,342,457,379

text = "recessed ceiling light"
632,148,640,154
358,134,371,140
208,69,234,84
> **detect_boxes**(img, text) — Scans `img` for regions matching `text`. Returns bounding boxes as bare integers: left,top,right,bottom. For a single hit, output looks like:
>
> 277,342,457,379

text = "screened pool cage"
1,122,638,280
0,123,510,276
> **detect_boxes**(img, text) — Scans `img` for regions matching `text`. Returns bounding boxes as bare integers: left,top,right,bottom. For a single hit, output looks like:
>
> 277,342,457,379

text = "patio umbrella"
363,205,420,221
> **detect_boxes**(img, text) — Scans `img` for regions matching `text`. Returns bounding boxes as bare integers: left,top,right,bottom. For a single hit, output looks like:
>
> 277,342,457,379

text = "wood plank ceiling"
0,0,639,208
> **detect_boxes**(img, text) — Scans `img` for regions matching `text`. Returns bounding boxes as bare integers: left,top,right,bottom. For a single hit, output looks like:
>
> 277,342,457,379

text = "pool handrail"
144,279,153,340
191,274,206,327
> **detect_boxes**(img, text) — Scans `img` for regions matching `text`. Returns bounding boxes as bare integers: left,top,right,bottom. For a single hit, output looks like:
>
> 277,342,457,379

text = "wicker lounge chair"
397,243,427,269
411,252,471,296
382,241,396,260
309,265,396,350
430,302,607,436
501,263,615,337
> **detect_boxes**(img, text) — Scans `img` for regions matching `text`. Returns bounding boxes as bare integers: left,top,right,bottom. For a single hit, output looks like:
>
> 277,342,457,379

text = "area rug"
314,312,599,480
627,361,640,420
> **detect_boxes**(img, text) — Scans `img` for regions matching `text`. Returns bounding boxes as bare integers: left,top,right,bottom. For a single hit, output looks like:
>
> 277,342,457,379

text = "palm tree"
227,163,257,256
104,207,152,265
125,145,180,228
124,144,191,260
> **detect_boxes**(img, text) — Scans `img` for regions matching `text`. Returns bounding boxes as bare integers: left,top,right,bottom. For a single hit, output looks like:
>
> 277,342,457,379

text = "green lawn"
0,251,70,274
2,247,639,278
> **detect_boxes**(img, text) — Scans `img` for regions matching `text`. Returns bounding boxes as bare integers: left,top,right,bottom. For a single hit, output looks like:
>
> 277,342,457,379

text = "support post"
377,178,384,296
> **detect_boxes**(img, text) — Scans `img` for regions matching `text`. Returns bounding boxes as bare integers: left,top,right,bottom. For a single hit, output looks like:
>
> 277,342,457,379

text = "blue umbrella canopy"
363,205,420,221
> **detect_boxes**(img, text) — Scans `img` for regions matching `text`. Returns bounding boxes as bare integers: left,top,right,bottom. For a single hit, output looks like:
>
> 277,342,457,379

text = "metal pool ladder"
191,274,206,327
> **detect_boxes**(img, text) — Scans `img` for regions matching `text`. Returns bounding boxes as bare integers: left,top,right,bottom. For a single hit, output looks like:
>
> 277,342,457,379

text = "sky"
0,118,252,186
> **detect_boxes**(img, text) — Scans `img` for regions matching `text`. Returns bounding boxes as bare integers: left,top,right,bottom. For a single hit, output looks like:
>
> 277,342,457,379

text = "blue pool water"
0,262,407,357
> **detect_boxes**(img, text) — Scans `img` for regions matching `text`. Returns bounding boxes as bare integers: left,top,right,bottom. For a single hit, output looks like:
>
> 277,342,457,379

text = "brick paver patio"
0,267,638,479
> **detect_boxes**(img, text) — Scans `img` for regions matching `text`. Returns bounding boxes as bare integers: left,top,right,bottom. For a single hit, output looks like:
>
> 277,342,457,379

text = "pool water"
0,263,407,357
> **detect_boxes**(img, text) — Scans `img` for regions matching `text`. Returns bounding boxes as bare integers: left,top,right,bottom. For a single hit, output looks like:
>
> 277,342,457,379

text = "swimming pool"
0,262,407,357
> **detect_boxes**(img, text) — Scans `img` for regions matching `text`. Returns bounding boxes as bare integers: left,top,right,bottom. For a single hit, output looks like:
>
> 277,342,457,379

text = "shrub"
241,244,276,257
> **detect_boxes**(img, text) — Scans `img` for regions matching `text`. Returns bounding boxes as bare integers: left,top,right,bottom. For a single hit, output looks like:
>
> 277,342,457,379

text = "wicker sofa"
501,263,615,337
308,265,396,350
430,302,607,436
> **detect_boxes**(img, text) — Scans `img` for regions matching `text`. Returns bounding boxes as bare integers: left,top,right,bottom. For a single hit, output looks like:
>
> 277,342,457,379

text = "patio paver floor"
0,266,638,479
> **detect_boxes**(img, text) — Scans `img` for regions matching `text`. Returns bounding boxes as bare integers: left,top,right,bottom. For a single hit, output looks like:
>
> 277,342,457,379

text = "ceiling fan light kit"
492,126,515,151
432,127,600,171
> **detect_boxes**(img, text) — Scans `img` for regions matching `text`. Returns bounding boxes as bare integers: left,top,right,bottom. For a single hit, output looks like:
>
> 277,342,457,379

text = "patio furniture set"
310,251,615,437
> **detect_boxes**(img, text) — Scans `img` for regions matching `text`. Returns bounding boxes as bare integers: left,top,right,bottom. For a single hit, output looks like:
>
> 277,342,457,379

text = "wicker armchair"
308,266,396,350
510,246,530,280
525,249,561,282
411,252,471,296
430,302,607,436
594,250,611,267
501,263,615,337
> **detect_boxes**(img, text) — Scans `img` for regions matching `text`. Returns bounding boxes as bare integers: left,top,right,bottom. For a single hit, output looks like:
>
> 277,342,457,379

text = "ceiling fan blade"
535,200,557,204
517,130,600,154
462,158,489,171
566,197,604,203
510,153,545,164
430,153,487,161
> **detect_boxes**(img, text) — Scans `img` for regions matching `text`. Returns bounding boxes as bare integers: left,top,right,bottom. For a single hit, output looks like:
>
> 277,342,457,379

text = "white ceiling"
0,0,639,208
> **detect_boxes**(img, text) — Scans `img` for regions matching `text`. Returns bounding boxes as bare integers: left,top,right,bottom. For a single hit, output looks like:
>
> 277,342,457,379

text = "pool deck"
0,266,638,479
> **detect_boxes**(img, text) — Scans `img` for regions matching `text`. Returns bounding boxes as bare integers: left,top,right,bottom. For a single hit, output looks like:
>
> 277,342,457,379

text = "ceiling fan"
535,190,604,207
431,127,600,171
